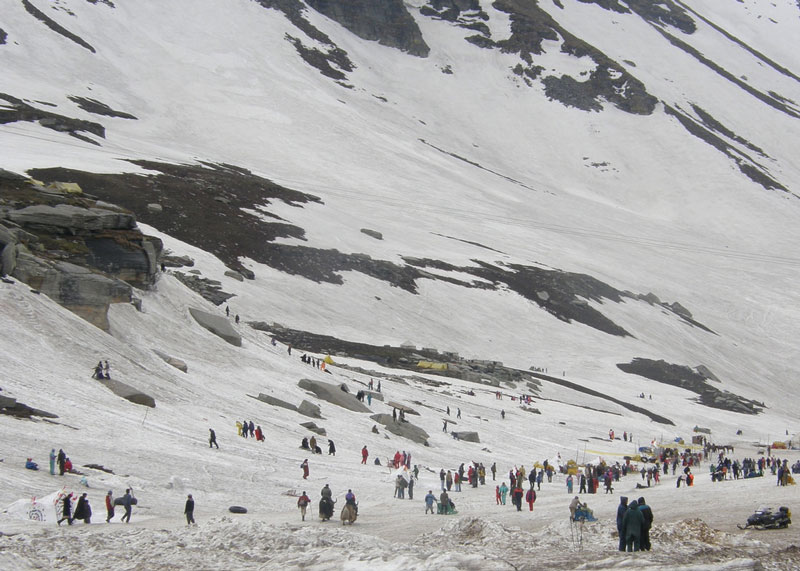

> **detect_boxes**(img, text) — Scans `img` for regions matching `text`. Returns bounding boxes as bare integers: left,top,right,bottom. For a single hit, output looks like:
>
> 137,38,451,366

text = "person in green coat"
499,482,509,505
622,499,644,552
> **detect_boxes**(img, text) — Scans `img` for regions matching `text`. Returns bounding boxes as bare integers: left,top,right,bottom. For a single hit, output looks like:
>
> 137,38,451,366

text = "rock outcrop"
188,308,242,347
0,177,162,330
98,378,156,408
452,431,480,443
152,349,188,373
298,379,371,412
370,413,429,445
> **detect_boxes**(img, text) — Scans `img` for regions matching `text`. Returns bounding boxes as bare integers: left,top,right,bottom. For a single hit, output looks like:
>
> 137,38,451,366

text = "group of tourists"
236,420,265,442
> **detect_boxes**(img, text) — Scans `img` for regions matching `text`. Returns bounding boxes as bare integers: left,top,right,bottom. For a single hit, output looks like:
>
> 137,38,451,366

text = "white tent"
5,489,73,524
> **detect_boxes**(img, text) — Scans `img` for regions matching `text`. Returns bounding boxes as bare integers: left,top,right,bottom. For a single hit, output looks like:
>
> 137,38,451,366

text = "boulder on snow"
298,379,370,413
99,378,156,408
224,270,244,282
364,390,384,402
300,421,326,436
297,399,322,418
152,349,188,373
386,401,419,415
189,307,241,346
452,431,480,443
252,393,298,412
370,413,429,445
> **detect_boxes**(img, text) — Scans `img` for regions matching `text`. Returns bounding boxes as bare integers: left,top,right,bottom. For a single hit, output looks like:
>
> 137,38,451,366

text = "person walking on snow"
185,494,195,525
209,428,219,448
361,446,368,464
526,488,536,511
121,489,134,523
105,490,115,523
301,459,309,479
297,491,310,521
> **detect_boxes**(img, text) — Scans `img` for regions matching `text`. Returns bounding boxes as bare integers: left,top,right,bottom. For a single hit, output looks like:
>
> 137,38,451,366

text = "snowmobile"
737,506,791,530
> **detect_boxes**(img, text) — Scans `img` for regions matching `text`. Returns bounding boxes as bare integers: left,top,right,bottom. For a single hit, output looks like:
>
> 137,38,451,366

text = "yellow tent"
323,355,335,365
417,361,448,370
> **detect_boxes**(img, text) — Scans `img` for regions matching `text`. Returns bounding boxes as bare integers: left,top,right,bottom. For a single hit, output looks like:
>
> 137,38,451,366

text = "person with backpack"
297,491,310,521
512,484,524,511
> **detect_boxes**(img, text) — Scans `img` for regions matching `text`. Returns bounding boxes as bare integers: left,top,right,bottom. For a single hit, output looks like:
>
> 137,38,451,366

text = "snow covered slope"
1,0,799,567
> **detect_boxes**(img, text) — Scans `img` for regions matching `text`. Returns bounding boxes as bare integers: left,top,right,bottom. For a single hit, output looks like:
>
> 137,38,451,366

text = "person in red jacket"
105,490,115,523
526,487,536,511
297,491,310,521
301,459,309,479
361,446,368,464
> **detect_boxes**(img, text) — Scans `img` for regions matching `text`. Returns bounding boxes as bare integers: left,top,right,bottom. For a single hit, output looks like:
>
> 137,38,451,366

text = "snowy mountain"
1,1,799,569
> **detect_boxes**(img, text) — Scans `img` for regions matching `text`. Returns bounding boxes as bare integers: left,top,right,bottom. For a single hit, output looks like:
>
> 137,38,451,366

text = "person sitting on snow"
25,458,39,470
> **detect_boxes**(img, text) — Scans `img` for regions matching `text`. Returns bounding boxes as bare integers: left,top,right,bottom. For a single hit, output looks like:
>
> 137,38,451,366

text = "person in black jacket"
638,496,654,551
57,449,66,476
185,494,195,525
57,493,73,526
74,493,91,524
616,496,628,551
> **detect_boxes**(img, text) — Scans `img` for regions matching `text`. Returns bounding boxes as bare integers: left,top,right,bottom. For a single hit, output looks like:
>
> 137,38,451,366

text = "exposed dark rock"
420,1,490,37
616,358,763,414
577,0,696,34
285,34,351,81
307,0,430,57
162,254,194,268
189,308,242,346
224,270,244,282
360,228,383,240
0,394,58,419
0,93,105,142
29,162,320,280
486,0,657,115
528,369,675,424
664,104,788,192
0,28,7,45
22,0,96,53
172,272,233,305
68,96,137,119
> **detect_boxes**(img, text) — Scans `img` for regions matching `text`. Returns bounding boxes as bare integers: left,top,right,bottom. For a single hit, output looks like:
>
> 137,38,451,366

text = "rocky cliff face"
0,172,161,330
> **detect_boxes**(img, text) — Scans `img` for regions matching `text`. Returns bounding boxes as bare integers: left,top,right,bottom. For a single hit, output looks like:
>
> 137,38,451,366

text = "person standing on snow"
105,490,115,523
328,440,336,456
622,499,644,552
499,482,509,505
49,449,56,475
425,490,436,514
57,449,66,476
616,496,629,551
361,445,368,464
185,494,195,525
638,496,654,551
301,459,309,479
297,491,310,521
